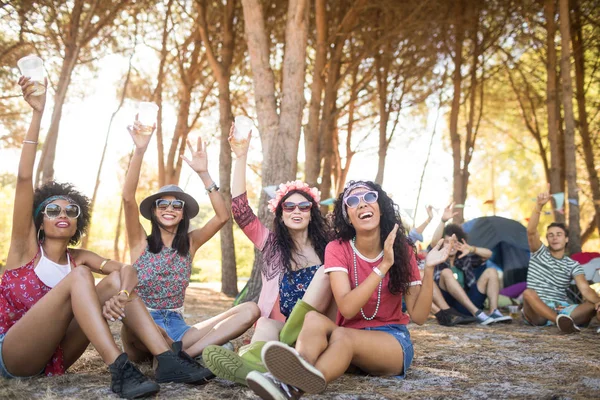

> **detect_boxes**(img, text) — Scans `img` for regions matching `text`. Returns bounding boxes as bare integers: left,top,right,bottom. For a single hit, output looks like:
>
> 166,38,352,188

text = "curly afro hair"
332,180,416,295
33,181,91,246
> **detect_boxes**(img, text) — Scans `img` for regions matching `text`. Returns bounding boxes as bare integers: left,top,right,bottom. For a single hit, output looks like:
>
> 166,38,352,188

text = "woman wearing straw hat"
121,123,260,365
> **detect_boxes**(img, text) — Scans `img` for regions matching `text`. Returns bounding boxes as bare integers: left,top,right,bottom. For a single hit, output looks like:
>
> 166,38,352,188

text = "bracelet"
23,140,38,145
99,259,110,274
372,266,385,279
205,182,220,194
118,289,130,299
471,246,476,254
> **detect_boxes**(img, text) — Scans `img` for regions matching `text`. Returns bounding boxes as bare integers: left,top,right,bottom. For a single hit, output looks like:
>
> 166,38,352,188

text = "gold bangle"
99,259,110,274
118,289,130,299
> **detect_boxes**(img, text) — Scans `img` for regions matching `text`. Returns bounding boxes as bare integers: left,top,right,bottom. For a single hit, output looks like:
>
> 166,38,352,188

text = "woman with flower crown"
202,124,334,387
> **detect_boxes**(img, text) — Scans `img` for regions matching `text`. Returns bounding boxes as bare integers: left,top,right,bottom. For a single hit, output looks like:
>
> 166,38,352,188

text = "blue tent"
462,216,530,287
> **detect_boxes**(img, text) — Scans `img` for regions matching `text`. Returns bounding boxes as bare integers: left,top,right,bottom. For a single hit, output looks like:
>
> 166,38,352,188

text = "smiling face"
345,188,381,233
546,226,568,252
41,199,78,241
280,193,312,232
443,235,459,257
153,195,184,228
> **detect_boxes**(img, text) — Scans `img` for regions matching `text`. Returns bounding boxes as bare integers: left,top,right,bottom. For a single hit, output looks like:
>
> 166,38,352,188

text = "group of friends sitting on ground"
1,78,598,400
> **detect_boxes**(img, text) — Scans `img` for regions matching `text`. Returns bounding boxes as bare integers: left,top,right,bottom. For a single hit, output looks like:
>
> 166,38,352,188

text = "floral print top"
134,246,192,309
0,248,70,376
279,265,320,317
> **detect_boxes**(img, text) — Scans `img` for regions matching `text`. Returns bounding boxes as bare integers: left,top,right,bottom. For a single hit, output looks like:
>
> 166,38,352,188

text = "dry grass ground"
1,286,599,400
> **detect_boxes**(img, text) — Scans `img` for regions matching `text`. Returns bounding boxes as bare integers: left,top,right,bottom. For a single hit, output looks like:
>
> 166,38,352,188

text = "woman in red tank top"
0,78,212,398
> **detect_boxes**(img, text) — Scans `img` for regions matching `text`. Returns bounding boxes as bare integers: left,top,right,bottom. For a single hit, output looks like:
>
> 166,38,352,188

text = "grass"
1,285,599,399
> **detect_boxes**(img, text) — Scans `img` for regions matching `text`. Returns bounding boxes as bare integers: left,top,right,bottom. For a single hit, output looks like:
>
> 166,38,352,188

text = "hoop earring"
37,227,44,243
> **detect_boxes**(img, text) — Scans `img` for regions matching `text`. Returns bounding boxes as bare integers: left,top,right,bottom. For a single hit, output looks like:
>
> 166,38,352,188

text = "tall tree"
558,0,581,251
240,0,310,301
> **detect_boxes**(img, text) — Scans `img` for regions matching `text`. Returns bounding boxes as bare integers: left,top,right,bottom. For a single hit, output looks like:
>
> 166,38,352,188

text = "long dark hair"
270,190,332,275
332,180,416,295
147,201,190,256
33,181,91,246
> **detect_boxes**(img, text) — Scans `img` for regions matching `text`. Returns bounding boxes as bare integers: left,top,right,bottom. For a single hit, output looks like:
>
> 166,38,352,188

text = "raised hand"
380,224,399,273
127,118,154,150
441,201,459,223
455,238,473,259
425,238,450,269
19,76,46,113
426,205,433,220
181,137,208,174
537,184,551,207
228,121,251,158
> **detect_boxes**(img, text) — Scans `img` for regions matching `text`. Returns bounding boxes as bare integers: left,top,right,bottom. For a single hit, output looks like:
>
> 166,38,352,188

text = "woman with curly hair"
120,121,260,366
202,125,335,386
0,79,210,399
246,180,450,398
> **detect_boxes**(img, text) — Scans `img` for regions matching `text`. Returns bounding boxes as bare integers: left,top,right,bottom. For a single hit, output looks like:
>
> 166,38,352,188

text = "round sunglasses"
43,203,81,219
281,201,312,213
344,191,378,208
155,199,185,211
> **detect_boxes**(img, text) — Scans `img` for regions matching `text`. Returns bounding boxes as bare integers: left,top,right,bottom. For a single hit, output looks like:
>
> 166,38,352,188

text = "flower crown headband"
267,180,321,213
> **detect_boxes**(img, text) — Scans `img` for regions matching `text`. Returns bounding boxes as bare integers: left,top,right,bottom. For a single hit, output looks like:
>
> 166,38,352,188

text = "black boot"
109,353,160,399
155,341,215,384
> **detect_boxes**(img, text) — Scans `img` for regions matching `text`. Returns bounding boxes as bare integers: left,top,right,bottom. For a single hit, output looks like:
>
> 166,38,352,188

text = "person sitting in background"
430,203,511,325
523,188,600,333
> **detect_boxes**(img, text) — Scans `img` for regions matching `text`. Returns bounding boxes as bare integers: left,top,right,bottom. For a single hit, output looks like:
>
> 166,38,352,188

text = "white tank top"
34,246,72,288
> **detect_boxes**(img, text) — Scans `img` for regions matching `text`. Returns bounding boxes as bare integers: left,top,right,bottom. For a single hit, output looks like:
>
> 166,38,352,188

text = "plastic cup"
137,102,158,135
234,115,254,141
17,55,46,96
508,305,519,318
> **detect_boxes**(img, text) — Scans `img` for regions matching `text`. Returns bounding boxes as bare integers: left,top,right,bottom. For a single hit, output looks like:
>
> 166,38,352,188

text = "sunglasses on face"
344,191,378,208
281,201,312,213
43,203,81,219
155,199,185,211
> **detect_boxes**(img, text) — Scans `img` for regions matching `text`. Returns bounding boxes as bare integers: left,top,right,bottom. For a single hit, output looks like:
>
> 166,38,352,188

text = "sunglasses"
281,201,312,213
155,199,185,211
344,191,378,208
43,203,81,219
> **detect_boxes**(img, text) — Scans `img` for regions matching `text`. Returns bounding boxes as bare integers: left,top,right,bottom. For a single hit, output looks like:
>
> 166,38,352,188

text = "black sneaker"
447,308,477,324
247,371,303,400
434,309,456,326
109,353,160,399
155,341,215,384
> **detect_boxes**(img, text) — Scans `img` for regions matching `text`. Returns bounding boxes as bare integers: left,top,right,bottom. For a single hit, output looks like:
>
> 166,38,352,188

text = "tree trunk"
240,0,310,302
304,0,327,187
164,89,192,184
448,0,466,223
544,0,565,222
558,0,581,252
571,0,600,237
35,47,79,186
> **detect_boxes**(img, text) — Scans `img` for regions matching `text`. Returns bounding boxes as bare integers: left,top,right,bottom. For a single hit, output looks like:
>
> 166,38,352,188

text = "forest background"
1,0,599,301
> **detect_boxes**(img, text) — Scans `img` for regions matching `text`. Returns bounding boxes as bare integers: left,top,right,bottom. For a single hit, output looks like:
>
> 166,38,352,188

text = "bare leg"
301,267,333,313
522,289,556,325
2,266,121,376
438,268,479,315
251,317,284,343
182,302,260,357
420,270,446,314
569,302,596,326
476,268,500,311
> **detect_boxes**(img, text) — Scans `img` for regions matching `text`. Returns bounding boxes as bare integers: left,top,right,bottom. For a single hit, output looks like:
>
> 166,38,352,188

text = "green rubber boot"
279,299,318,346
203,342,267,387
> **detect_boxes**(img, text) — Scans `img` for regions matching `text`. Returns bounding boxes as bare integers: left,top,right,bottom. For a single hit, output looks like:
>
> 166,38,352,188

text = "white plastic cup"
234,115,254,141
137,102,158,135
508,305,519,318
17,55,46,96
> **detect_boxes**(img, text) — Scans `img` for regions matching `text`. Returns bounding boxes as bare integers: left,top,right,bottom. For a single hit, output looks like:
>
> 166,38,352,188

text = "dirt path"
1,286,599,399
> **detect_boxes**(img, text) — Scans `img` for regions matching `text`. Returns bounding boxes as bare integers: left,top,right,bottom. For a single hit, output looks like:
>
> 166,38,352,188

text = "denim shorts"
0,333,44,379
149,309,191,342
361,324,414,379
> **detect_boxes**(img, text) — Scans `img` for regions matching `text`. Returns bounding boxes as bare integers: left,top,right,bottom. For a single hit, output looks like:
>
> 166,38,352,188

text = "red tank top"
0,248,75,376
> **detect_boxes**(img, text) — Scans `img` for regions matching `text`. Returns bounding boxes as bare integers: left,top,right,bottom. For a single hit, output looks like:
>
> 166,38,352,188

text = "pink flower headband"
267,180,321,213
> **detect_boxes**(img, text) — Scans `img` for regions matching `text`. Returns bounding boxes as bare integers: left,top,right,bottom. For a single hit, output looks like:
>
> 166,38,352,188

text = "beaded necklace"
351,237,382,321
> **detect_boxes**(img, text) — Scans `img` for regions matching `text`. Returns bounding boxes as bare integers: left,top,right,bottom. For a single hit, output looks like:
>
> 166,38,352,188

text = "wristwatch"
206,182,220,194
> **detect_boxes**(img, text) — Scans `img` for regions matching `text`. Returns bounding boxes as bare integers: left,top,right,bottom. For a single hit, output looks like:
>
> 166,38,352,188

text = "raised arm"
431,202,457,245
527,188,549,253
230,122,251,198
413,205,433,235
185,137,230,253
122,122,153,256
455,239,492,260
7,77,47,265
